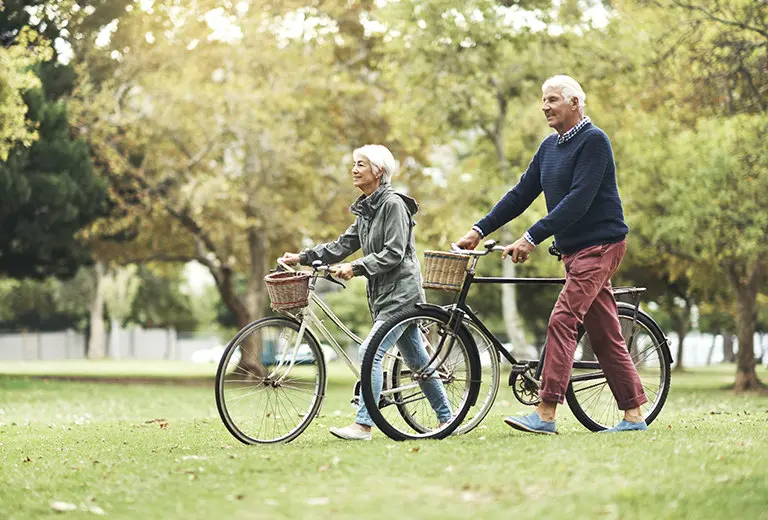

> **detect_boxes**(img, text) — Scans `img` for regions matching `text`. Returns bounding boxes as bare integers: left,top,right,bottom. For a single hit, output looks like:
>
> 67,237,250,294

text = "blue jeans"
356,320,453,427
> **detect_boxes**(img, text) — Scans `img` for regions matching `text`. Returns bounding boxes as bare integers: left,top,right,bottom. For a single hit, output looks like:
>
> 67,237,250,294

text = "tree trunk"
672,299,691,372
501,228,528,351
214,264,266,379
236,227,269,379
706,334,717,365
728,262,765,392
87,261,106,359
486,85,526,352
722,331,735,363
109,317,121,359
674,327,688,372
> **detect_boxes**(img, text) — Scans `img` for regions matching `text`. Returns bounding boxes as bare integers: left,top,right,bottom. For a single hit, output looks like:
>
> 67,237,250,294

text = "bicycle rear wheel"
215,317,326,444
566,304,671,431
360,307,481,441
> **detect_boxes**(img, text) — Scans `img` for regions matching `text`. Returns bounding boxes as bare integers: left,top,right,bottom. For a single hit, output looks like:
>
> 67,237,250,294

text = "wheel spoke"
216,318,324,444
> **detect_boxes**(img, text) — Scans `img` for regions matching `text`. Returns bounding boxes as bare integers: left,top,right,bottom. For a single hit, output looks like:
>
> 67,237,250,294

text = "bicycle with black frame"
359,239,672,440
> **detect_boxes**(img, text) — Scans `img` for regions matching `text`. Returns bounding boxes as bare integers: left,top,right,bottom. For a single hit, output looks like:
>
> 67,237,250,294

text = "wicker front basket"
422,250,470,292
265,271,311,310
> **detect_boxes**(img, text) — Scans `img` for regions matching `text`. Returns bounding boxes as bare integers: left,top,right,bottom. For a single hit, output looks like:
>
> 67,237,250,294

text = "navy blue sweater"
475,122,628,255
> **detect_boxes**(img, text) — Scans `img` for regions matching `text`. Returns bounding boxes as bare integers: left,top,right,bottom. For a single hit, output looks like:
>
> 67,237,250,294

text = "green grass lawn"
0,360,217,379
1,363,767,520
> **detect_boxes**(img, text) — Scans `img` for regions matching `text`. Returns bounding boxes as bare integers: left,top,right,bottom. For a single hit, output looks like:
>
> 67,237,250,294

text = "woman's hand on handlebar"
330,263,355,281
278,252,301,266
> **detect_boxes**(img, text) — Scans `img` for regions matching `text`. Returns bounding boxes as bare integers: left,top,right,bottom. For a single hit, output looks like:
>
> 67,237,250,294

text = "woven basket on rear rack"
264,271,311,310
422,251,470,292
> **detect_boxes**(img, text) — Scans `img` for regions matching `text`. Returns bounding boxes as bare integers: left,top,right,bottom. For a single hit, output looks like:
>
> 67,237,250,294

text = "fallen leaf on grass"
317,465,329,473
307,497,329,506
51,501,77,512
145,418,166,424
159,422,169,429
408,447,420,453
181,455,207,461
23,456,31,463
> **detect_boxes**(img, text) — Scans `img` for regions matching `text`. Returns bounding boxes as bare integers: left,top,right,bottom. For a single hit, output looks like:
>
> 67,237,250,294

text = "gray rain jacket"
299,183,425,322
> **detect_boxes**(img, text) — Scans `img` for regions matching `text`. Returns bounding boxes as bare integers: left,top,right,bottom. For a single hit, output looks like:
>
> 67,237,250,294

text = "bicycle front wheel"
215,316,326,444
566,304,671,431
360,307,481,441
452,318,500,435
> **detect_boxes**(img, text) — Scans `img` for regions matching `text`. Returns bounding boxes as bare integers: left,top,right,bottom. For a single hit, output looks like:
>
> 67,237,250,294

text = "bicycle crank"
509,367,541,406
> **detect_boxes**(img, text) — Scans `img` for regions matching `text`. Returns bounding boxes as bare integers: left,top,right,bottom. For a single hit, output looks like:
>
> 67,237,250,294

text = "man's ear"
571,98,579,111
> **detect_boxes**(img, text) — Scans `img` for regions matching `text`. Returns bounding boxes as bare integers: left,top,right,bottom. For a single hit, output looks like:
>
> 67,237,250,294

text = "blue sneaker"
503,412,557,435
602,419,648,432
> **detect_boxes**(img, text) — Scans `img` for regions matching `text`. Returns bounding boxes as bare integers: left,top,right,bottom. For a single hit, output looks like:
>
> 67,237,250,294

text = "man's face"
541,86,576,133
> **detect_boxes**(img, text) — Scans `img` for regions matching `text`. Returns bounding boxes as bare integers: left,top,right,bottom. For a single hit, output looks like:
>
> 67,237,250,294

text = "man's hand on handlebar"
331,263,355,281
501,236,534,264
278,252,301,266
456,229,482,250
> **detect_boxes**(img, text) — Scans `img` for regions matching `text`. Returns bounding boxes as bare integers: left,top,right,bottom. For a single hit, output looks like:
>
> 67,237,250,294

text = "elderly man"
456,75,648,434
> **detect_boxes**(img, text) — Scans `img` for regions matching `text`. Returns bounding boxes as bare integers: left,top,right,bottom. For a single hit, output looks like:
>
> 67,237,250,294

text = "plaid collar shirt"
557,116,591,145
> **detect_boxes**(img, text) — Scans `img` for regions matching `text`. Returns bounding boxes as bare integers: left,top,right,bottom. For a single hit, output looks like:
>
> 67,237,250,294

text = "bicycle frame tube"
273,267,365,381
303,307,360,378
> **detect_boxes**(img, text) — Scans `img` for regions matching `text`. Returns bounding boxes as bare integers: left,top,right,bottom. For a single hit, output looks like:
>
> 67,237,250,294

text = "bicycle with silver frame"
214,258,479,444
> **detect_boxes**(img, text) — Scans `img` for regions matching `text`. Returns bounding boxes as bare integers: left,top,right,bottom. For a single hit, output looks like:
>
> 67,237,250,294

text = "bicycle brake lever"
324,273,346,289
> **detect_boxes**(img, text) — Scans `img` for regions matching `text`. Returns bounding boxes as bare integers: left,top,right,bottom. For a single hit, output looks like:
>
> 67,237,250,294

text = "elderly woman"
279,144,451,441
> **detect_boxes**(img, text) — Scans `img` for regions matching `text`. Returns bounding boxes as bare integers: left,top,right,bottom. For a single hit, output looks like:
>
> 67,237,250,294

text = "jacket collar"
351,183,393,217
350,183,420,218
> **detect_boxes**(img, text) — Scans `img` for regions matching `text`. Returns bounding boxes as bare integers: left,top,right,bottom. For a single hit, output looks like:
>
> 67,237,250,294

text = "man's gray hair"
542,75,587,111
353,144,397,184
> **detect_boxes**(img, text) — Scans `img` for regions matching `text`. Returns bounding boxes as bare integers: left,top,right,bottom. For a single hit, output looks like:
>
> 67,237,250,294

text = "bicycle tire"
565,304,671,431
215,316,326,444
360,307,482,441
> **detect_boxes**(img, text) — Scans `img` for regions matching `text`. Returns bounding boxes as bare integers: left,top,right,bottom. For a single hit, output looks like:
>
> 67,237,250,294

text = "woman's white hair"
353,144,397,184
542,75,587,112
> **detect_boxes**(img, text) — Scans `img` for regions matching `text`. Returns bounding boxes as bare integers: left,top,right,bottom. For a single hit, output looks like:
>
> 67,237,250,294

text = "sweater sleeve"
526,133,611,244
474,150,543,237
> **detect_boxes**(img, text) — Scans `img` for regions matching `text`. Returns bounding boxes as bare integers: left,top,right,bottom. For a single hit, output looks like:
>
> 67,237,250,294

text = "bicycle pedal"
509,364,529,375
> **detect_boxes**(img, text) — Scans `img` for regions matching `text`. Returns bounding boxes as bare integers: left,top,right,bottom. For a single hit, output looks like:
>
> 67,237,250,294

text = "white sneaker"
329,424,372,441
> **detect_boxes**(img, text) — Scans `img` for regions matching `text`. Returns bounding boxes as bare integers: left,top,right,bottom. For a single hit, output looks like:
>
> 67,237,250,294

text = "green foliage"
0,269,93,331
129,264,199,331
0,87,109,279
0,27,51,159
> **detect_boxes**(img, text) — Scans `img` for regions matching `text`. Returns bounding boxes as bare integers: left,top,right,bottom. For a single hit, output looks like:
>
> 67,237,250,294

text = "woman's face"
351,156,382,195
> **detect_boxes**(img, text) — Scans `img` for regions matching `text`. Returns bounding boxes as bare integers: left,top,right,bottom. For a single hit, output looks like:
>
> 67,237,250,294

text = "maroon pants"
539,240,647,410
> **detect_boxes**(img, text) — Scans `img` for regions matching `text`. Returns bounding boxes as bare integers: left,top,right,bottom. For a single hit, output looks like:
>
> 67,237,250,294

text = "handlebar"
450,239,563,261
276,258,331,273
450,239,506,256
275,258,344,287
